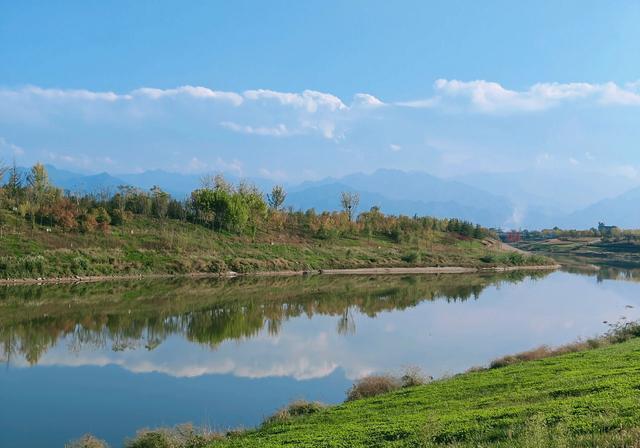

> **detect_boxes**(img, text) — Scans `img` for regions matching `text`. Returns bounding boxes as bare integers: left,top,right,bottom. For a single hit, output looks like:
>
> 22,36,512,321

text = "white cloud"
353,93,385,107
220,121,292,137
400,79,640,113
569,157,579,166
611,164,639,179
132,86,243,105
259,168,288,181
243,89,346,112
389,144,402,152
214,157,243,176
6,86,125,101
186,156,208,172
45,151,93,169
0,137,25,156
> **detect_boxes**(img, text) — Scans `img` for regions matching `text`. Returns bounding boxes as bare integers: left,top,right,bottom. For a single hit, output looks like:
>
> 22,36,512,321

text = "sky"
2,0,640,184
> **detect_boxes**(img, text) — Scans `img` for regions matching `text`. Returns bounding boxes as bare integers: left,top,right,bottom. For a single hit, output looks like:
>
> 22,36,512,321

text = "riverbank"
0,214,554,282
207,327,640,448
0,264,560,285
514,237,640,270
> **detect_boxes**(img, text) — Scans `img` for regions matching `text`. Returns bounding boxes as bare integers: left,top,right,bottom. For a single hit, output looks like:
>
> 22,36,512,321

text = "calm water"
2,268,640,447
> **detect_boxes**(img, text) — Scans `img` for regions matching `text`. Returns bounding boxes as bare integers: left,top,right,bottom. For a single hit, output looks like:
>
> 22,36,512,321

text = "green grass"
0,211,552,279
211,339,640,447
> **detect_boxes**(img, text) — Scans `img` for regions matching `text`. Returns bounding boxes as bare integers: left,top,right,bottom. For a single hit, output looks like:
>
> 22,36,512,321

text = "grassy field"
0,211,551,279
207,337,640,448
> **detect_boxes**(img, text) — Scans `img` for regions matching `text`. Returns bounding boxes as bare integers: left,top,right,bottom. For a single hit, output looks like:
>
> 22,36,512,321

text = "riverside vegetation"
0,163,551,280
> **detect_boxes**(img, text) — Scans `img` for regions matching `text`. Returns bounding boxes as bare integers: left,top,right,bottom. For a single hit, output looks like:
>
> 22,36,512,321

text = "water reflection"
0,271,544,367
3,269,640,447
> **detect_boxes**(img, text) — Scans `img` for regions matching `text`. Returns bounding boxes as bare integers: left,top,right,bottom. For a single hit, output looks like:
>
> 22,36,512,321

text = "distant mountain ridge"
563,187,640,229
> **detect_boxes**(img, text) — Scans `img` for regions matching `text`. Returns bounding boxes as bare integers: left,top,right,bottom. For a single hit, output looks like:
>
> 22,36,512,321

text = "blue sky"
2,0,640,185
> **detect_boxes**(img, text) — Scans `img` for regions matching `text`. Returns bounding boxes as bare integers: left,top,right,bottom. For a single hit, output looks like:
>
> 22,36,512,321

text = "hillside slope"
0,212,550,281
212,338,640,447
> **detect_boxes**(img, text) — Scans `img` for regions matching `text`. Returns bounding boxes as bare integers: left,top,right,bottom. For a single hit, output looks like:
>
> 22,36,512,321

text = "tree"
5,161,22,209
26,163,56,226
267,185,287,211
150,185,170,219
340,191,360,222
201,173,233,193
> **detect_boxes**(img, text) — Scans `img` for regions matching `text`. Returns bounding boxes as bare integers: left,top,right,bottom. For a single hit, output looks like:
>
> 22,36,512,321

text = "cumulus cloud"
220,121,292,137
4,80,640,176
243,89,346,112
400,79,640,113
353,93,385,107
133,86,243,105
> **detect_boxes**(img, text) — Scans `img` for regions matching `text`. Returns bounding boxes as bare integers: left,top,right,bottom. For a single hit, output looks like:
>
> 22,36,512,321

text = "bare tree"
340,191,360,221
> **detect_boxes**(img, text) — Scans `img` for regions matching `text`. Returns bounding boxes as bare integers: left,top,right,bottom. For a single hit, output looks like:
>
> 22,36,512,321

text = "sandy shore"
0,264,561,286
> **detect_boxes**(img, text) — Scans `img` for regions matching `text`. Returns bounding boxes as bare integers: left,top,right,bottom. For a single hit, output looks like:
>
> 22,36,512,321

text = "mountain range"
3,164,638,230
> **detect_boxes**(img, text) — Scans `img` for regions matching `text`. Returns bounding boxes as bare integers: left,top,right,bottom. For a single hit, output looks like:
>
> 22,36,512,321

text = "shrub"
606,320,640,343
65,434,109,448
264,400,326,425
480,254,495,263
125,424,223,448
401,251,421,264
346,374,401,401
400,366,431,388
489,341,599,369
206,257,228,273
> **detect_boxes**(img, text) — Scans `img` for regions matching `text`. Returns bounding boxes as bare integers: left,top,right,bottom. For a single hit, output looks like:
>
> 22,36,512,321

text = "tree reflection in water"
0,271,550,365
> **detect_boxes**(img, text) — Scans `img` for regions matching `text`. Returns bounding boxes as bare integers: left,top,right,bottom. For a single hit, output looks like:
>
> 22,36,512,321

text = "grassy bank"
0,211,551,280
515,237,640,270
205,330,640,447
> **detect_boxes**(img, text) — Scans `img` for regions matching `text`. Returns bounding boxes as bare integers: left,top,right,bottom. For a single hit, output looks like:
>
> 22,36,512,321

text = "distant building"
505,230,521,243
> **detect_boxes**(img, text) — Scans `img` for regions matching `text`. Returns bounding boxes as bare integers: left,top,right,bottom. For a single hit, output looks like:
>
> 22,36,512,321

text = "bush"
480,254,495,263
400,366,431,387
346,374,401,401
606,321,640,343
65,434,109,448
125,424,223,448
264,400,326,425
401,251,421,264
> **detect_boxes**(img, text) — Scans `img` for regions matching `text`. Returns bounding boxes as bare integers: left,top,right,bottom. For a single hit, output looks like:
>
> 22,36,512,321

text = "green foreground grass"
0,211,550,280
212,338,640,448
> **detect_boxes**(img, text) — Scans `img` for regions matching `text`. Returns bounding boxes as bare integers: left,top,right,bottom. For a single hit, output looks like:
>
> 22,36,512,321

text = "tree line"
0,162,491,240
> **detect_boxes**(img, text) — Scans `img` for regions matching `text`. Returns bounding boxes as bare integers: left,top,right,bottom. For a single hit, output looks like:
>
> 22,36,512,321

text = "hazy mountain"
287,170,518,227
456,170,637,214
563,187,640,229
294,169,510,209
286,182,515,227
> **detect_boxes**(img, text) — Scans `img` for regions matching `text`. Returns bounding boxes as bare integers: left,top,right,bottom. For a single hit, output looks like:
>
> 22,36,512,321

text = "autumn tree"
340,191,360,222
